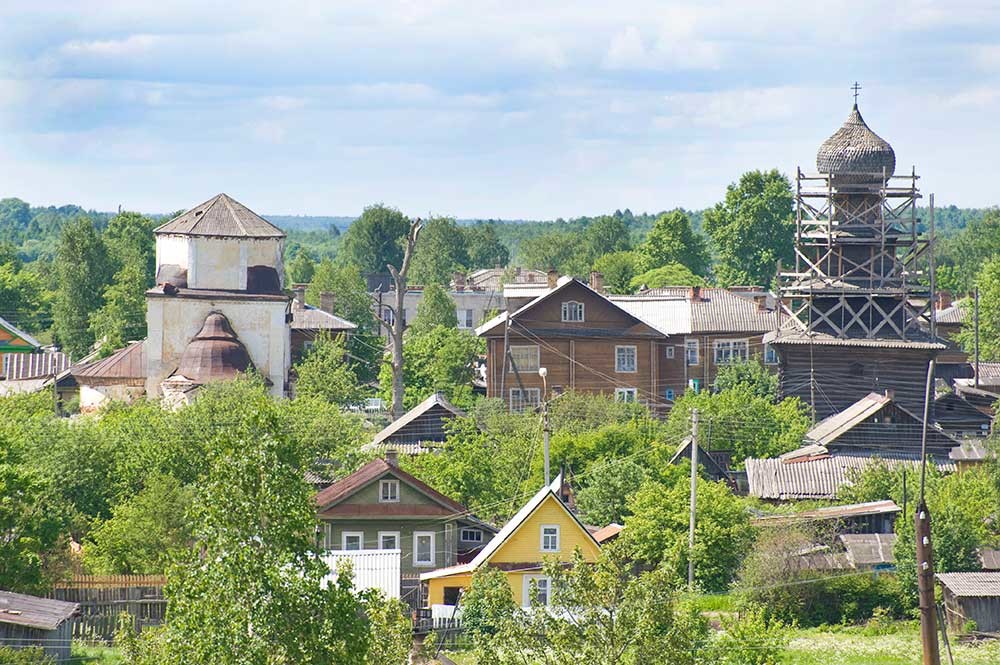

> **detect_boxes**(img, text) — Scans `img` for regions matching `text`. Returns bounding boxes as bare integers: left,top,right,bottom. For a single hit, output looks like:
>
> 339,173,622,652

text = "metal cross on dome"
851,82,862,103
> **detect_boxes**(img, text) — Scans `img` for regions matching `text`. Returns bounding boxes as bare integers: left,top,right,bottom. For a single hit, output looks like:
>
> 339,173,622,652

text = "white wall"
155,235,191,273
321,550,401,599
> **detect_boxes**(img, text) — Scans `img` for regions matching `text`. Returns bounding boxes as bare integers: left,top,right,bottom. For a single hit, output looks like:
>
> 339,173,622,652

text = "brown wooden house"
477,276,780,412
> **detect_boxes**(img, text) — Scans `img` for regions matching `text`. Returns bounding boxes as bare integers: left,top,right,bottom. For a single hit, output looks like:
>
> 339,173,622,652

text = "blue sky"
1,1,999,219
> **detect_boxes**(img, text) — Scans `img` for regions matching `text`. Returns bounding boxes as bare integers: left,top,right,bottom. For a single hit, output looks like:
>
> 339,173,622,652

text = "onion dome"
816,104,895,184
176,312,254,383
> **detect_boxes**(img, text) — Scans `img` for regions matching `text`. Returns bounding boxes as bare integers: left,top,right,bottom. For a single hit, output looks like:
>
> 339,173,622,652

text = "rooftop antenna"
851,81,862,104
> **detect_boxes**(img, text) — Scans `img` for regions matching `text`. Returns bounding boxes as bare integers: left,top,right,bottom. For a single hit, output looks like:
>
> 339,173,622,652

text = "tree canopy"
640,210,710,276
337,203,410,274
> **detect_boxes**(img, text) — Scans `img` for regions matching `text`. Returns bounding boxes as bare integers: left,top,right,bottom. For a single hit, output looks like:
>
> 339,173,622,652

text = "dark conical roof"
816,104,895,184
175,312,254,384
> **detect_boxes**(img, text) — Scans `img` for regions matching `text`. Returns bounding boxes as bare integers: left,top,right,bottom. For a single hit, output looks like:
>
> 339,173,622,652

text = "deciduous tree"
410,282,458,334
640,210,710,276
338,203,410,274
293,332,363,406
52,217,113,358
409,216,469,286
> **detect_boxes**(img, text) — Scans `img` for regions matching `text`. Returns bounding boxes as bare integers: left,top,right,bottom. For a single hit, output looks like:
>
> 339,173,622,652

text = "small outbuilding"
937,572,1000,635
0,590,79,663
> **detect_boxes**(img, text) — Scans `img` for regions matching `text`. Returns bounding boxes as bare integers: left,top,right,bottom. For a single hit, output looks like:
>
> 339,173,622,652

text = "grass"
71,645,123,664
441,622,1000,664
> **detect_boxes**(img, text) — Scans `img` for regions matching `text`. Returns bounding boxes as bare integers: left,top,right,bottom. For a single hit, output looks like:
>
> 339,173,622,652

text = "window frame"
713,338,749,365
509,345,540,373
342,531,364,551
540,524,561,553
685,339,699,366
665,345,675,359
378,531,400,550
413,531,436,567
522,574,552,608
379,479,400,503
560,300,585,322
615,345,637,373
457,308,474,329
460,528,483,543
614,387,637,403
509,387,541,413
763,342,778,365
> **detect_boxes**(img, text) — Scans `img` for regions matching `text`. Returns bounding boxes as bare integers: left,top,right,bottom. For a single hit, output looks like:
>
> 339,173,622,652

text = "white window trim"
460,528,483,543
378,531,400,550
764,342,778,365
615,345,637,373
540,524,561,553
522,574,552,608
413,531,436,567
379,479,400,503
509,345,540,373
323,522,333,550
665,345,675,359
457,309,474,329
561,300,585,322
713,338,749,364
342,531,364,551
509,387,541,413
615,387,637,403
685,339,699,366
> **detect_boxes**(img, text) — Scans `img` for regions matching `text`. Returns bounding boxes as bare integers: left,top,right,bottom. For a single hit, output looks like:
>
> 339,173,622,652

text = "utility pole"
539,367,550,486
917,358,941,665
688,408,699,590
975,287,980,389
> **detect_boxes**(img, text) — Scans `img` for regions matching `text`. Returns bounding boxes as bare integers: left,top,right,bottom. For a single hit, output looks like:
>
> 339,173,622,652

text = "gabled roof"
0,590,78,630
71,341,146,384
315,458,470,517
937,572,1000,598
669,438,731,480
420,474,599,581
290,298,357,331
629,287,780,333
154,193,285,239
369,393,465,448
0,314,41,350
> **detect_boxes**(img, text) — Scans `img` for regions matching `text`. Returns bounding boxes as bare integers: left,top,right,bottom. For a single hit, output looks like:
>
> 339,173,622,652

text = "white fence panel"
321,550,401,599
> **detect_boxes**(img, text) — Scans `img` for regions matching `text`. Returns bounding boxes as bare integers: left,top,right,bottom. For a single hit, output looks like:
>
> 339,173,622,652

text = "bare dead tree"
374,218,422,418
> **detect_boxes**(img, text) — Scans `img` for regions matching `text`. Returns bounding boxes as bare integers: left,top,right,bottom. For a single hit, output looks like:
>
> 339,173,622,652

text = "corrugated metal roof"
753,500,899,526
935,301,967,325
71,341,146,382
637,287,780,333
290,299,357,331
3,351,71,380
745,453,956,500
765,329,945,350
0,591,78,630
154,193,285,238
806,393,892,446
608,297,691,335
937,572,1000,597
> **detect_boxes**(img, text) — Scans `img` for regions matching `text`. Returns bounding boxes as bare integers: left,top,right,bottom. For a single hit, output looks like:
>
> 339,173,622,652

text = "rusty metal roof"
175,313,254,384
71,341,146,384
154,193,285,238
937,572,1000,597
0,590,78,630
3,351,71,381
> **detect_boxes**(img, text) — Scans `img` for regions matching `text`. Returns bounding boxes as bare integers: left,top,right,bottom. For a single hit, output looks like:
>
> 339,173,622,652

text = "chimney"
292,283,307,304
319,292,336,314
547,269,559,289
589,271,604,293
385,449,399,467
688,285,702,302
936,291,953,311
453,271,466,292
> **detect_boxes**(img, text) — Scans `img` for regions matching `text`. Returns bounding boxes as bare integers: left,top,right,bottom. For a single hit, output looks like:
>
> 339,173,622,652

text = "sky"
1,1,999,220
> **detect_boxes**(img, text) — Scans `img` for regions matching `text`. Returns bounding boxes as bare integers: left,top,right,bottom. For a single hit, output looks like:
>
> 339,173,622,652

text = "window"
342,532,363,551
615,345,637,373
509,345,540,372
665,345,675,359
713,339,749,364
457,308,474,329
561,300,585,322
764,343,778,365
540,525,560,552
382,307,395,326
665,388,675,401
413,531,435,567
322,522,334,549
510,388,541,413
378,531,399,550
685,339,699,366
379,479,399,503
522,575,552,607
460,528,483,543
615,387,637,403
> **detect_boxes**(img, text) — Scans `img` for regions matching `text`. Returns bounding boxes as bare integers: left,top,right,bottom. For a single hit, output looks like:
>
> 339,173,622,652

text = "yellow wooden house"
0,314,41,377
420,474,601,609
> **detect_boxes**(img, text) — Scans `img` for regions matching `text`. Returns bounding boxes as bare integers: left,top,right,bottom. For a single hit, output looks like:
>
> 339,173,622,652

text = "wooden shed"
0,590,79,662
937,572,1000,635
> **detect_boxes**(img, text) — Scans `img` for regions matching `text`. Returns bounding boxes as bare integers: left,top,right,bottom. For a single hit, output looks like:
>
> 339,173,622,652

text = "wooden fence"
47,575,167,642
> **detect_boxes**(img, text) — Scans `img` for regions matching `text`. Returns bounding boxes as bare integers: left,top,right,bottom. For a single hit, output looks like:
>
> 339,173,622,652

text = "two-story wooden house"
477,275,781,412
315,453,495,604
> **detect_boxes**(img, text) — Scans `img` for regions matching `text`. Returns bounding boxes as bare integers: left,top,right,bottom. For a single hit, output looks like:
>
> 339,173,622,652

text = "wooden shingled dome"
816,103,896,184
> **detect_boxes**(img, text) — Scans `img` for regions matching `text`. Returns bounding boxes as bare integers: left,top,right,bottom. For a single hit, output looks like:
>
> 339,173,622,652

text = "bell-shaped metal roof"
175,312,255,383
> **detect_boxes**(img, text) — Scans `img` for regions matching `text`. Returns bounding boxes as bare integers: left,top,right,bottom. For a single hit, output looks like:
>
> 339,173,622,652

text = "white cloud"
59,33,163,57
261,95,308,111
602,24,721,71
246,120,287,144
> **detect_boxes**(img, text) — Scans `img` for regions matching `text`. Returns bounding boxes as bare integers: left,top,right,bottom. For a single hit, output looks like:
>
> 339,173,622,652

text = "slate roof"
466,268,547,291
973,362,1000,386
839,533,897,567
753,500,899,527
0,314,41,349
806,392,892,446
745,450,955,500
154,193,285,238
980,549,1000,571
315,458,469,516
937,572,1000,598
949,441,993,462
608,297,691,335
0,590,78,630
368,393,465,449
71,341,146,384
765,328,945,350
629,287,779,333
290,298,357,331
935,301,967,326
